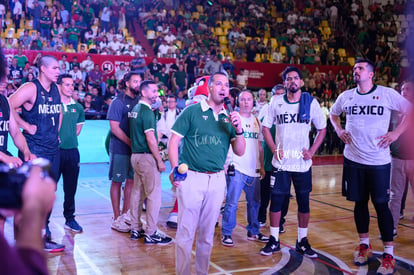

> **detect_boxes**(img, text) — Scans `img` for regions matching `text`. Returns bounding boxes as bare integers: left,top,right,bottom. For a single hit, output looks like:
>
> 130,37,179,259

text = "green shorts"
109,153,134,182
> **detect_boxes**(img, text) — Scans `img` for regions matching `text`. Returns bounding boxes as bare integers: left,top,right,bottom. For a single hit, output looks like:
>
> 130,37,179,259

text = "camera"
227,164,235,177
0,158,51,209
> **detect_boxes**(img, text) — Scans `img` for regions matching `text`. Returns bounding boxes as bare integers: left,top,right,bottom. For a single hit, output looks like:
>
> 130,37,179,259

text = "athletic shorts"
342,157,391,203
270,167,312,195
109,153,134,182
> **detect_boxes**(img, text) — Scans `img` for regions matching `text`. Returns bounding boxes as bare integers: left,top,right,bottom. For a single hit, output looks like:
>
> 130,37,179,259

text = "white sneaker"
111,216,130,232
122,210,131,225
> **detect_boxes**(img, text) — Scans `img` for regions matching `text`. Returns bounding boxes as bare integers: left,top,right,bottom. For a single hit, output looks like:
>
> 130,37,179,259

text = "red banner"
4,49,351,88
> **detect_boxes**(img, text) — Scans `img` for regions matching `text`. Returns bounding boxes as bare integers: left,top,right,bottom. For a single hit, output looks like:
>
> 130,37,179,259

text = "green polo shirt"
171,99,236,172
59,99,85,149
129,101,158,153
67,26,80,41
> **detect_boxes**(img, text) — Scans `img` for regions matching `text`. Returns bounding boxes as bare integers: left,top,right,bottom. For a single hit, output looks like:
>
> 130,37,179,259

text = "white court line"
53,223,103,275
81,182,230,274
210,267,269,274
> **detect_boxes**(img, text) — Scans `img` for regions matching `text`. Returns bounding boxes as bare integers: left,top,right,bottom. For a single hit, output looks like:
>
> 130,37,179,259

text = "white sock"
359,237,369,246
384,245,394,256
270,226,279,241
298,227,308,241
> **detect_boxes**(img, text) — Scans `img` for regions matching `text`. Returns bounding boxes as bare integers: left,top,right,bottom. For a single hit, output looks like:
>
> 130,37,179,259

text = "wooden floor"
4,162,414,274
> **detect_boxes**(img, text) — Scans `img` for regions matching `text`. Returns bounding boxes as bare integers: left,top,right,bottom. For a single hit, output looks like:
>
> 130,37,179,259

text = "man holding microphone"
168,72,246,275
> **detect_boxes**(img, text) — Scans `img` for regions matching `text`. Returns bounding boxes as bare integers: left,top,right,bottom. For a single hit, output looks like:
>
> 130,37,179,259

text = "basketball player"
9,55,64,252
330,59,412,275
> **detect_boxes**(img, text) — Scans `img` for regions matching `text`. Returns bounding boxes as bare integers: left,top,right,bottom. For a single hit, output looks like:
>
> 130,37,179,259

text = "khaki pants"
389,157,414,230
175,170,226,275
130,153,161,235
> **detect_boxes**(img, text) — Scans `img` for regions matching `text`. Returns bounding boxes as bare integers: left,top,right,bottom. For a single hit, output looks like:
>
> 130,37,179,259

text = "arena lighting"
207,0,213,6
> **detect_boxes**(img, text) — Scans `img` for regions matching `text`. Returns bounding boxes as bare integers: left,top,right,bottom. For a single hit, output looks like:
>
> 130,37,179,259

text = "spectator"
39,7,52,40
60,3,69,26
115,63,128,82
12,0,23,31
108,36,122,53
176,90,186,110
75,15,88,44
110,2,121,31
154,65,169,88
130,56,147,76
125,1,137,34
80,55,94,73
31,1,42,31
14,48,28,69
59,54,70,73
9,57,23,86
88,64,105,95
148,57,163,77
69,65,82,86
69,56,80,71
184,53,197,87
101,5,111,33
236,68,248,89
81,92,93,112
157,40,170,58
172,64,187,94
204,55,222,75
67,19,81,51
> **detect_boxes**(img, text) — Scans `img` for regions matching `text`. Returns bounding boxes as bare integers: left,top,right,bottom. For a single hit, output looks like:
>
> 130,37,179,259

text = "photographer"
0,166,56,275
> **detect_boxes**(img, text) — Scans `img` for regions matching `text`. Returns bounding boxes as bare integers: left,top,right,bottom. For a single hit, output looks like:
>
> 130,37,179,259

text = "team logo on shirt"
203,115,208,120
222,117,229,123
72,109,77,113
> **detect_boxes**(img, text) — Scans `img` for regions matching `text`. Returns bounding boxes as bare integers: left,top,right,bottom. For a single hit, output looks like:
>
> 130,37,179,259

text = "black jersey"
0,94,10,153
22,79,61,156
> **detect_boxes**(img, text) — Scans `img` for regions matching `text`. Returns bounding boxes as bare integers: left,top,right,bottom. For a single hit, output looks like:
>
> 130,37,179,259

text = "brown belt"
189,169,218,174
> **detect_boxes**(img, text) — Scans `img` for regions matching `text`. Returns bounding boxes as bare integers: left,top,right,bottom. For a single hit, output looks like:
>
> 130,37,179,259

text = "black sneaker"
295,237,317,258
65,219,83,233
221,235,234,246
260,236,280,256
247,232,269,243
144,231,173,245
279,224,285,233
44,238,65,253
130,229,145,240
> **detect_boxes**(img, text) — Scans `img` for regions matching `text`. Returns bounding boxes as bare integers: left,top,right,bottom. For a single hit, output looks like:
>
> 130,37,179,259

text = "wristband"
235,129,244,136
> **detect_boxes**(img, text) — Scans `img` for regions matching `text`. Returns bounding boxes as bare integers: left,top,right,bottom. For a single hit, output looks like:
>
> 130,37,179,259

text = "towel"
299,92,313,123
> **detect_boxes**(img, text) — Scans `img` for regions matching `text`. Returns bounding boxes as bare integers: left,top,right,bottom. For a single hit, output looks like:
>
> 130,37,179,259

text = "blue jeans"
222,170,261,236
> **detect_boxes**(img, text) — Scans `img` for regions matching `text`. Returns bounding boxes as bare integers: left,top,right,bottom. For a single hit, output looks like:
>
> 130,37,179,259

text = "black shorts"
342,157,391,203
271,167,312,195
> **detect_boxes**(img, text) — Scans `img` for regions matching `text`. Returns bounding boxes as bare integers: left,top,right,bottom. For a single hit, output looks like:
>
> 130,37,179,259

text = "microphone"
173,163,188,182
224,97,233,113
224,97,238,127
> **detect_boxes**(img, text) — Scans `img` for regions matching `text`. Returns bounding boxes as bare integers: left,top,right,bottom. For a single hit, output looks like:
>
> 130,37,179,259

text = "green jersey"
171,99,236,172
59,99,85,149
129,101,158,153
